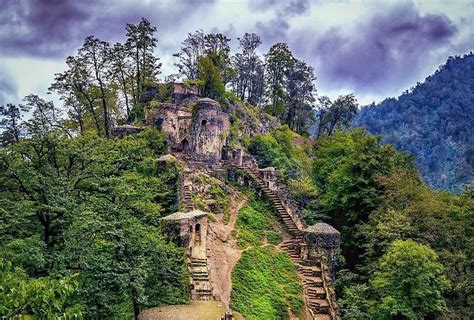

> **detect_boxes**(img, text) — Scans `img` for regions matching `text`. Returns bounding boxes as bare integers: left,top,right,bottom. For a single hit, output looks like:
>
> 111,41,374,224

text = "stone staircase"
189,258,213,300
244,167,303,240
300,263,332,319
178,172,214,301
182,183,193,211
240,165,339,320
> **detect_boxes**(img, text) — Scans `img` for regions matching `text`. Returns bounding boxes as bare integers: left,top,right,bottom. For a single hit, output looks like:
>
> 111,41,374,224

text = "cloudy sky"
0,0,473,107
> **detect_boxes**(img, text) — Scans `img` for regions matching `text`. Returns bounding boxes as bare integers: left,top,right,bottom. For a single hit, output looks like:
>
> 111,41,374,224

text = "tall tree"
110,42,132,118
231,33,265,106
285,59,316,134
264,43,295,118
315,94,358,140
125,18,161,113
173,29,206,80
197,56,225,99
23,94,67,137
312,129,413,265
50,56,103,134
370,240,449,319
204,33,232,84
79,36,112,136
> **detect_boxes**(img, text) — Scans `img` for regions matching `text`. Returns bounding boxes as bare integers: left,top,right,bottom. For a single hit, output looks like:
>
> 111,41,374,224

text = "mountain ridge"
354,53,474,192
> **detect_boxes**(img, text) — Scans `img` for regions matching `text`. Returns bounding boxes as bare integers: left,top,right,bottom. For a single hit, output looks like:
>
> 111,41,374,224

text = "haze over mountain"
354,53,474,193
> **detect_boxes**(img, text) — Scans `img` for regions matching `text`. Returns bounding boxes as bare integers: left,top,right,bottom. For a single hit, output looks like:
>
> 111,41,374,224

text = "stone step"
304,270,322,277
306,291,326,300
190,260,207,267
195,288,212,294
304,280,324,287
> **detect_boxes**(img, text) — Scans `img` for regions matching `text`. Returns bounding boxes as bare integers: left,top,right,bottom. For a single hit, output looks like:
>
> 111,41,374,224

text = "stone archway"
195,223,201,243
180,138,189,151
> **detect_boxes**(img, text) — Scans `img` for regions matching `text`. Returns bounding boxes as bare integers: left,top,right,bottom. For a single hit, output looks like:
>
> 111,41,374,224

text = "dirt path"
207,190,247,308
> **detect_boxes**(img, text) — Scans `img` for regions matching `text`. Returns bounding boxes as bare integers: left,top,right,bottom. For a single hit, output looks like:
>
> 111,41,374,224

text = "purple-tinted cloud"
0,0,216,58
255,0,310,46
305,2,457,93
284,0,310,16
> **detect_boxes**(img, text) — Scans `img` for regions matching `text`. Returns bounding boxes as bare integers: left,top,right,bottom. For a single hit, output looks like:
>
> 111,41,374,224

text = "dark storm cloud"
0,0,95,57
0,0,216,58
303,2,457,93
255,0,310,45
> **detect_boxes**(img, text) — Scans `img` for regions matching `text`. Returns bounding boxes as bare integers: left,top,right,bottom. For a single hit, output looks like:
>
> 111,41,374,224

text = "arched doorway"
180,138,189,152
195,223,201,243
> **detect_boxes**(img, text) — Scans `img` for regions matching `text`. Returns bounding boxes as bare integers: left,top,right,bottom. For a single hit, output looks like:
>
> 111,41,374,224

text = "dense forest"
0,18,472,320
354,53,474,193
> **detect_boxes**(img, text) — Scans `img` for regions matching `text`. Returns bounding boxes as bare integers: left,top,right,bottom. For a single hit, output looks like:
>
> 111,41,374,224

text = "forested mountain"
354,53,474,193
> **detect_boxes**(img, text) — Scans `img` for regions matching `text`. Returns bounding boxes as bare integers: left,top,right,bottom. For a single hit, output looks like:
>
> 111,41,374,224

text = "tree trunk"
135,46,141,105
130,281,140,320
119,67,130,118
77,86,102,135
92,50,110,137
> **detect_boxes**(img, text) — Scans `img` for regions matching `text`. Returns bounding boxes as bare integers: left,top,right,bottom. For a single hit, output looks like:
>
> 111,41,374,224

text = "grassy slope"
230,194,303,319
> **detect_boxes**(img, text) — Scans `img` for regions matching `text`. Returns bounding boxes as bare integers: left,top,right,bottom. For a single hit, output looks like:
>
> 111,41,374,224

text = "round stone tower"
190,98,230,163
303,223,340,276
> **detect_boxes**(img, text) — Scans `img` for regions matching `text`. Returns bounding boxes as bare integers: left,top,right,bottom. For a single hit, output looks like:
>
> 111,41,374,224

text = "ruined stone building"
161,210,213,300
146,86,232,164
146,104,193,152
161,210,208,260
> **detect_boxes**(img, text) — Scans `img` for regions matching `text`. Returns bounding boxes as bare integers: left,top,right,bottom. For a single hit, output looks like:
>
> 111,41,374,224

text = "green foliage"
339,283,371,319
266,231,283,245
248,126,313,179
137,127,167,155
0,236,45,275
230,246,303,320
315,94,358,139
197,55,225,99
312,129,412,245
231,191,302,319
370,240,449,319
236,204,272,249
63,214,188,318
357,170,474,317
0,129,187,318
0,260,82,319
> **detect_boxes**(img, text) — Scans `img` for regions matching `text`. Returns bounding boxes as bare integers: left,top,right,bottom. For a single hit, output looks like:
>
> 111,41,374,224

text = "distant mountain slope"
354,53,474,192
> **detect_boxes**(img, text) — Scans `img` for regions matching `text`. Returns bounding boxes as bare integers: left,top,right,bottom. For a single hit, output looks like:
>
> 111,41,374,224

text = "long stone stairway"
179,171,214,301
239,165,339,320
